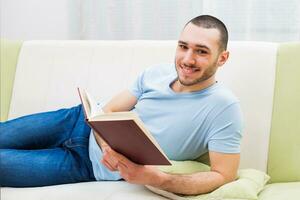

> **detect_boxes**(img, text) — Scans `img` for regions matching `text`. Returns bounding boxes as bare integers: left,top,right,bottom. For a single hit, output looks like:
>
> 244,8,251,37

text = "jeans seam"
63,137,88,148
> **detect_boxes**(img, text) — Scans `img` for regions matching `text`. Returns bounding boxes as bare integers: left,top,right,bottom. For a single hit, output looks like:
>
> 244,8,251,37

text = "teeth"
181,66,197,74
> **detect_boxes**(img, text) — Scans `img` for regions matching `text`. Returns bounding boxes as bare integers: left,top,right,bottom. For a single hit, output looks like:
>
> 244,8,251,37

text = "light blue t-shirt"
89,64,243,181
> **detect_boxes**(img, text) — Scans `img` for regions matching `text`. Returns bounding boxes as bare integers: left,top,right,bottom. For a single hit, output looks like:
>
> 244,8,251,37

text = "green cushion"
146,161,269,200
267,42,300,183
258,182,300,200
0,39,23,121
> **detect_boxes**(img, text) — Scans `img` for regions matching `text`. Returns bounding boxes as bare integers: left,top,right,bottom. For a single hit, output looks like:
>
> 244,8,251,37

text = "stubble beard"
175,61,218,87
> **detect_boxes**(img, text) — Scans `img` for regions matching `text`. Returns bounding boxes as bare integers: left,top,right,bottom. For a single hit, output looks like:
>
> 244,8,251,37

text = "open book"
77,88,171,165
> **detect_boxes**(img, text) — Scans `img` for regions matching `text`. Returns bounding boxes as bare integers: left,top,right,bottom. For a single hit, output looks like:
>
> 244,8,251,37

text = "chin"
178,77,199,86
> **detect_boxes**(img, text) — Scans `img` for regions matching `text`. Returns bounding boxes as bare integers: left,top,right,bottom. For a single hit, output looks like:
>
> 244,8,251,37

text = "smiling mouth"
180,65,200,75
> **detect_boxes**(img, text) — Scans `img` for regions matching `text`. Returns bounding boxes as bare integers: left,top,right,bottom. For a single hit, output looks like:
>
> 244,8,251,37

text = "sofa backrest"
267,43,300,183
0,39,22,121
9,40,278,174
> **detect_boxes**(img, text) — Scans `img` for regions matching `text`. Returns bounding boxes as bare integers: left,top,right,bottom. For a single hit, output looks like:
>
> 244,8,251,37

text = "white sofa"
1,40,294,200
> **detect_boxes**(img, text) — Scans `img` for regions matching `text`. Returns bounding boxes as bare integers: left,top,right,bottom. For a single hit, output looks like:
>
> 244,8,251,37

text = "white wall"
0,0,80,40
0,0,299,41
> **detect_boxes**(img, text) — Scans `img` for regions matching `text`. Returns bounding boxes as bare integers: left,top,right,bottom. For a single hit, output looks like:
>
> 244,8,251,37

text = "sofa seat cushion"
258,182,300,200
2,181,168,200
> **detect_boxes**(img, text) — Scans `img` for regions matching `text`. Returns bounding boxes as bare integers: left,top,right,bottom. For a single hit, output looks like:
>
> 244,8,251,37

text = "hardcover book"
77,88,171,165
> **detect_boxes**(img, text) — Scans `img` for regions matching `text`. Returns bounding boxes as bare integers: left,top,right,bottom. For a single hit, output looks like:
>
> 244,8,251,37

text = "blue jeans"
0,105,96,187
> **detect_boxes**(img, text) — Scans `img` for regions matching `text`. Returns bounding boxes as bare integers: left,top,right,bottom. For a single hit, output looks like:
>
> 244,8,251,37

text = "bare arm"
102,90,137,113
103,149,240,195
157,151,240,195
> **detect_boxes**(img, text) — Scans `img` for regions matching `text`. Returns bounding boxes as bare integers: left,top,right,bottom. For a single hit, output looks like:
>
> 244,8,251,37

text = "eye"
196,49,208,54
178,44,188,50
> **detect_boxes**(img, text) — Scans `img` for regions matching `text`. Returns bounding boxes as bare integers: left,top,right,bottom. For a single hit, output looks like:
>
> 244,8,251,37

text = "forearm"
156,171,229,195
102,90,137,113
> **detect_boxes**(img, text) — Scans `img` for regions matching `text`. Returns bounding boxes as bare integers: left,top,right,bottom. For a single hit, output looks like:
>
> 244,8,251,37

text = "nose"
182,50,196,66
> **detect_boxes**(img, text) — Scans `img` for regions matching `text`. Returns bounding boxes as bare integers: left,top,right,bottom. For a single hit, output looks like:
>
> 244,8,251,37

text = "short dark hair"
186,15,228,51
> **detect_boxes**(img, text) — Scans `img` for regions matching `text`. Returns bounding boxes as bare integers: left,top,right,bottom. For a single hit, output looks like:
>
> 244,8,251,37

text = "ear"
217,51,229,67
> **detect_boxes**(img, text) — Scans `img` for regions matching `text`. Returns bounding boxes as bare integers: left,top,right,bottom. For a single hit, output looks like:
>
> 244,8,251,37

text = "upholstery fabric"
2,181,168,200
8,41,278,172
258,182,300,200
0,39,22,121
3,40,289,200
267,42,300,182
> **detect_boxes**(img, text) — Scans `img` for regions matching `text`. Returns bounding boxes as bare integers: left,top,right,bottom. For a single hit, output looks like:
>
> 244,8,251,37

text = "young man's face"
175,23,227,87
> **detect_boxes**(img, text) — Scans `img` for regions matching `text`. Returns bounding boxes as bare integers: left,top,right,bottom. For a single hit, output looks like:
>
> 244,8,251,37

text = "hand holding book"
77,88,171,165
101,144,120,171
101,145,168,187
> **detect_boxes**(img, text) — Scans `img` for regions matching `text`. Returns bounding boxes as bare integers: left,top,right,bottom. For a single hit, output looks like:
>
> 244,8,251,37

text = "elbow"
225,170,238,183
212,169,238,186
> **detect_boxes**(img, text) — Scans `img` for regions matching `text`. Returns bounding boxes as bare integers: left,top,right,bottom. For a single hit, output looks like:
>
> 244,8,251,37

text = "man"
0,15,243,195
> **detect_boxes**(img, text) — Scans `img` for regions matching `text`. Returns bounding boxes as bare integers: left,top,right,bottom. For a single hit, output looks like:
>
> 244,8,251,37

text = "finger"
101,159,117,171
105,148,139,170
103,152,119,167
103,144,112,151
108,150,131,165
102,145,111,155
101,158,113,170
117,161,128,171
105,147,117,157
117,162,129,180
102,153,118,169
104,148,119,161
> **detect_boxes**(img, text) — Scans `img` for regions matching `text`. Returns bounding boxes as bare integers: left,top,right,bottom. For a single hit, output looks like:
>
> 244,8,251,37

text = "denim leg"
0,140,95,187
0,104,96,187
0,105,85,149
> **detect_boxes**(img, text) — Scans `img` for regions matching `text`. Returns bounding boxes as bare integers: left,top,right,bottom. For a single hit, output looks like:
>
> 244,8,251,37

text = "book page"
85,91,104,118
78,87,104,119
91,111,136,121
78,88,91,119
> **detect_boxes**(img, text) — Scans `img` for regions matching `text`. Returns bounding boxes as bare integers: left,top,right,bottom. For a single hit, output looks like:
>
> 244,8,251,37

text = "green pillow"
146,160,270,200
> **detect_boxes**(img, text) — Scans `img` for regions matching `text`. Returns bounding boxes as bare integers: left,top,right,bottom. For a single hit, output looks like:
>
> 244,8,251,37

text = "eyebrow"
178,40,211,51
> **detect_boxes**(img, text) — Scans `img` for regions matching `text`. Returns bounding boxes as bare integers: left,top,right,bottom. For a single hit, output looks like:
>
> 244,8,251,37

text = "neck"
172,76,216,93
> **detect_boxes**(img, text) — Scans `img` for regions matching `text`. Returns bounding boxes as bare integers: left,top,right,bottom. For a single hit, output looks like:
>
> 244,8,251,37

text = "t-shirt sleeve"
128,70,145,99
208,103,244,154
